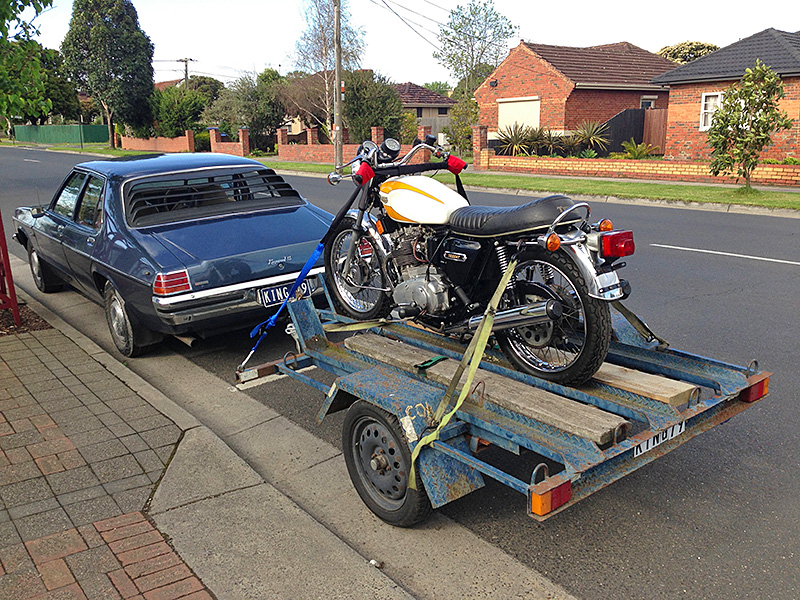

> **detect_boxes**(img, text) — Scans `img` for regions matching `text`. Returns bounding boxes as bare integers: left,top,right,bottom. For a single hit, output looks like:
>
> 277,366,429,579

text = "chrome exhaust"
468,299,563,332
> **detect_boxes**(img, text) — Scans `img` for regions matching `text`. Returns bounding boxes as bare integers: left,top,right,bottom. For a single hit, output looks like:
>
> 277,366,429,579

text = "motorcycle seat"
448,195,578,237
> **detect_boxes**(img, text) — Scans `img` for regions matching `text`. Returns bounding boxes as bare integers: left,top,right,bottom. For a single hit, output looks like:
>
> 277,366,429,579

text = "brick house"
651,28,800,161
390,82,456,138
474,41,675,139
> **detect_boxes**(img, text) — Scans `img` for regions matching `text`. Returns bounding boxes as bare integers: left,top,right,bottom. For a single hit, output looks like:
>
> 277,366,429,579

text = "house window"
438,107,448,115
640,96,658,109
700,92,722,131
416,107,423,118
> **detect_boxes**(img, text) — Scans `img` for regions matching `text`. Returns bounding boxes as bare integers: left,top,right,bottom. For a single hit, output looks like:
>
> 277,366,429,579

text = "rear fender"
563,244,625,301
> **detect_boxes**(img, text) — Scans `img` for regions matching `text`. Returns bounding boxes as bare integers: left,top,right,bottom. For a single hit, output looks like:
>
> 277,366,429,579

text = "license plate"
258,278,318,307
633,422,686,457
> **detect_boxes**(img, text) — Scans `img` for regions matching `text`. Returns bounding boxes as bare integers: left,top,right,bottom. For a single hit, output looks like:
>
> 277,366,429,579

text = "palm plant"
527,126,546,156
621,138,657,159
560,134,581,157
573,120,610,151
496,122,532,156
541,129,562,156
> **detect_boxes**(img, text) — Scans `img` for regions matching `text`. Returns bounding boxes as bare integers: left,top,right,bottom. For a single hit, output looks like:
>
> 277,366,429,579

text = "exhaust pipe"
468,299,562,332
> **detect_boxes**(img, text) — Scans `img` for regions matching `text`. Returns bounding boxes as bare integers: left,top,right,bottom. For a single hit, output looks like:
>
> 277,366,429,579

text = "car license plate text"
259,279,317,307
633,422,686,457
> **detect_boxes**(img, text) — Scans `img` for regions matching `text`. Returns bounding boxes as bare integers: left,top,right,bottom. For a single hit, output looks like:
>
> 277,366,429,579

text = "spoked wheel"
496,248,611,386
28,244,62,293
342,401,432,527
324,217,390,320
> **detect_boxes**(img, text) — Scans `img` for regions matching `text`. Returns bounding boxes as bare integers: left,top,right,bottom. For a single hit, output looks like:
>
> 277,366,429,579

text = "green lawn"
258,160,800,211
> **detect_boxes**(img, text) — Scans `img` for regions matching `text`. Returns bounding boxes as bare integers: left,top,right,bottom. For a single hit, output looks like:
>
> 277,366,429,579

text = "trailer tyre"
343,401,432,527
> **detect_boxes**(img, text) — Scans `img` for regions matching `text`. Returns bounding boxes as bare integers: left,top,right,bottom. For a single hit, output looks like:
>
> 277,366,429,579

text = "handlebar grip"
380,161,447,177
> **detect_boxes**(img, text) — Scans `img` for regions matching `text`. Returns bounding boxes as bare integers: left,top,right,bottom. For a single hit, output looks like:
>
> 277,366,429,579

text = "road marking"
23,158,41,163
652,243,800,266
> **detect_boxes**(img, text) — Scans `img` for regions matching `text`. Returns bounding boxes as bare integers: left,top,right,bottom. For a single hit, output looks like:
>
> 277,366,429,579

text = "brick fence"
471,126,800,188
277,125,432,164
120,130,195,153
209,127,250,157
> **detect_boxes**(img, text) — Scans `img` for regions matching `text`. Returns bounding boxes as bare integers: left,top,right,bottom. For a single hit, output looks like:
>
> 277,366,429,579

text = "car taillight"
600,231,635,258
529,479,572,516
740,374,770,403
153,270,191,296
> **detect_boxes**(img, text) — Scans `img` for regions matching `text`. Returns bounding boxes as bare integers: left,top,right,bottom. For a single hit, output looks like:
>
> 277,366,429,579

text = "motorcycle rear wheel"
324,217,391,320
495,248,611,386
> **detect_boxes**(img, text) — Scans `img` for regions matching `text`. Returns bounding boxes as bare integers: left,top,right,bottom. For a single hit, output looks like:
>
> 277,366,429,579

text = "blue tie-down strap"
237,242,325,371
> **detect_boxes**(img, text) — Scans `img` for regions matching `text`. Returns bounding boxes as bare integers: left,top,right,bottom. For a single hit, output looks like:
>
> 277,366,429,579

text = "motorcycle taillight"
600,231,635,258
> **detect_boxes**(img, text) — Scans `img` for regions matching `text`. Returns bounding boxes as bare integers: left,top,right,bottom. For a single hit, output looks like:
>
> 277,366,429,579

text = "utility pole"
176,58,195,88
333,0,343,171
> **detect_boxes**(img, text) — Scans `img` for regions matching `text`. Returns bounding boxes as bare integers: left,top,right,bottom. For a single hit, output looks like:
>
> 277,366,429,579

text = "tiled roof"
390,82,456,106
651,28,800,84
155,79,182,91
521,41,676,88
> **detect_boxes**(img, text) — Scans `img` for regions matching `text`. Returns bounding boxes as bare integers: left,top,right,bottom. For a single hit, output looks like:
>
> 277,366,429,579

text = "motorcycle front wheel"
324,217,391,320
495,248,611,386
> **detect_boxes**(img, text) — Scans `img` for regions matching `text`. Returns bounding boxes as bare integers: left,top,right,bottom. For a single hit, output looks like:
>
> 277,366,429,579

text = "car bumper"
151,267,326,330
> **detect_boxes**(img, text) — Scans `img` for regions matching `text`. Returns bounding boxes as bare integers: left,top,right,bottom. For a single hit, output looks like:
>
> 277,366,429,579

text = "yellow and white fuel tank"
379,176,469,225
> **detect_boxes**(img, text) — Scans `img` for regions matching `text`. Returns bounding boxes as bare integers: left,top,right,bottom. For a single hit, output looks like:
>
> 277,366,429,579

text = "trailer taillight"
740,374,770,403
529,480,572,516
153,270,191,296
600,231,635,258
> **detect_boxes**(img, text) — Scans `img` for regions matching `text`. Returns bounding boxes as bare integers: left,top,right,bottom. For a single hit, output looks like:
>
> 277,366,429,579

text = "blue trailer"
236,283,770,526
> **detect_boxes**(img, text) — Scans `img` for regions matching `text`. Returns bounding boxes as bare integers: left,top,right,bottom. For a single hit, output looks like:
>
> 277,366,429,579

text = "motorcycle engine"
390,226,450,315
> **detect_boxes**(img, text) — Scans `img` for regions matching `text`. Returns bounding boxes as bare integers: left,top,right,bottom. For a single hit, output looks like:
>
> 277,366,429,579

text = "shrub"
578,148,598,159
783,157,800,165
573,120,609,151
560,135,581,157
761,158,779,164
496,122,533,156
621,138,657,159
194,130,210,152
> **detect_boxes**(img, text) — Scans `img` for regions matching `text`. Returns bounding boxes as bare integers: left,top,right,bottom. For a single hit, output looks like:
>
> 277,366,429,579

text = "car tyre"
28,244,62,293
103,282,159,358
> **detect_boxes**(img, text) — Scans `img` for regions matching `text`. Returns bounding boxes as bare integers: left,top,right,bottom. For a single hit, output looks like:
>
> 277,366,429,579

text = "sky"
23,0,799,87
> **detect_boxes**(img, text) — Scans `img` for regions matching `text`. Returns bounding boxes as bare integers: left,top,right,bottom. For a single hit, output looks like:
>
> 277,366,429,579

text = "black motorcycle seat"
448,194,578,237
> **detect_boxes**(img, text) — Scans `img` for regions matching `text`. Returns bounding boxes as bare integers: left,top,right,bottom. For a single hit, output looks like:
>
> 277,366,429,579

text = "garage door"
497,96,541,135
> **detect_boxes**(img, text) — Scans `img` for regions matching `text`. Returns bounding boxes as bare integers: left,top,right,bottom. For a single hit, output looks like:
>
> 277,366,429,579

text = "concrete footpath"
0,257,579,600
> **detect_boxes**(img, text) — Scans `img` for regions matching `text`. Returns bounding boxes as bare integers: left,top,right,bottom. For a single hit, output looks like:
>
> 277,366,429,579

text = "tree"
202,69,287,150
23,44,80,124
61,0,154,147
707,60,793,189
424,81,451,96
1,1,53,136
442,91,479,155
342,70,403,142
189,75,224,105
152,86,205,138
278,71,329,134
293,0,364,137
434,0,516,94
657,41,719,64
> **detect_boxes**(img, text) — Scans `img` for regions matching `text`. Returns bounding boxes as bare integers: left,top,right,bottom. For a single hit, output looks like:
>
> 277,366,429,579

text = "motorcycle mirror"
424,134,437,147
327,172,343,186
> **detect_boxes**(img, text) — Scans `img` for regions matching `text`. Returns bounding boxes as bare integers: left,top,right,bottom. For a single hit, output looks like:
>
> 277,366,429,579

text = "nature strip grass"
259,160,800,211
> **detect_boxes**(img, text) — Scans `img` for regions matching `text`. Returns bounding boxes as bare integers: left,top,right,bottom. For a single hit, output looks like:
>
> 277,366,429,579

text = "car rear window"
124,167,304,227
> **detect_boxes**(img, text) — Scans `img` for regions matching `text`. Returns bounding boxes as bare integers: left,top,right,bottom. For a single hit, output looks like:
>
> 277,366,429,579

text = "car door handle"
57,225,65,233
86,237,95,245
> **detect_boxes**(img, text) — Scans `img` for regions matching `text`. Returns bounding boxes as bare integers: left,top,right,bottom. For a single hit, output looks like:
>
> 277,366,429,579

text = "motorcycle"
323,136,635,385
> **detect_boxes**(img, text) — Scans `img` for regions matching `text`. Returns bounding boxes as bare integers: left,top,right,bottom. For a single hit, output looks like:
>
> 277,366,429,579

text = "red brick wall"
474,44,670,134
474,45,573,133
120,130,194,153
209,127,250,157
664,77,800,160
484,154,800,187
565,89,669,129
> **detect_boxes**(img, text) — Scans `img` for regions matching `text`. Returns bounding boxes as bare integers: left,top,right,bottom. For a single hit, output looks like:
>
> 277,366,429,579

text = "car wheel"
28,244,62,293
103,282,158,357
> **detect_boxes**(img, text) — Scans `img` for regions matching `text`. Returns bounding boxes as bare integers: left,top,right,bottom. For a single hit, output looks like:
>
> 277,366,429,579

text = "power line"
373,0,439,49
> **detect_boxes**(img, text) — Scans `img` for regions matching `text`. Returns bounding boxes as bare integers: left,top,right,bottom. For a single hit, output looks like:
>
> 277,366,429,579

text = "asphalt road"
2,145,799,599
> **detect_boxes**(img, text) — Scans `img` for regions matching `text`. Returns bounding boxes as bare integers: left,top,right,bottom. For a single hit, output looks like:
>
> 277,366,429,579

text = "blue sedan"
13,153,332,356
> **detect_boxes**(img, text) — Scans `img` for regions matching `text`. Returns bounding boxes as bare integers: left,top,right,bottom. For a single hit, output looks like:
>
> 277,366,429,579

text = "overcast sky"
25,0,797,86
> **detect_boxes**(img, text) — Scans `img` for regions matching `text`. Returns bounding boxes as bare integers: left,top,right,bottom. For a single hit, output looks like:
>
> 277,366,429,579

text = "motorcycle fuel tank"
379,176,468,225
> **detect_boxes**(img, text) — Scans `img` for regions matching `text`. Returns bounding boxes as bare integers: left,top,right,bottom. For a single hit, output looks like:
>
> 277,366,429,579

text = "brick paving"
0,330,214,599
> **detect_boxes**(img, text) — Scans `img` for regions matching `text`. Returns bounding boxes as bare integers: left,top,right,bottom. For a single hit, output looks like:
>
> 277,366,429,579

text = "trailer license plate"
633,422,686,457
259,279,318,307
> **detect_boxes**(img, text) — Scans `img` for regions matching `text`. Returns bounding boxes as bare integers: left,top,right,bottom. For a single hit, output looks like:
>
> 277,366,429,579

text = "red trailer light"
153,270,191,296
530,480,572,516
358,237,373,258
600,231,635,258
740,374,770,403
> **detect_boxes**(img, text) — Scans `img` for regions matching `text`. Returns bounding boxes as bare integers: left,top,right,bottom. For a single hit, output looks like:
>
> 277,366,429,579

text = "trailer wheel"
342,401,432,527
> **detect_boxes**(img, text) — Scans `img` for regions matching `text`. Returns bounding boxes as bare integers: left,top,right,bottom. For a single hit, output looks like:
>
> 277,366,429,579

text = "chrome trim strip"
153,266,326,307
